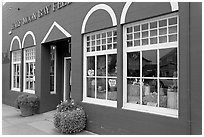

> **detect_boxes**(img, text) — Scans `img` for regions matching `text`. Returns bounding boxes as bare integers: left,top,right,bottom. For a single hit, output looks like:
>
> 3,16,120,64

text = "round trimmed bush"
53,100,86,134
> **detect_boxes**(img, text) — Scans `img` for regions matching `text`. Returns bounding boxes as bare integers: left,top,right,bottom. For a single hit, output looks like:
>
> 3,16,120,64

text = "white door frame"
63,57,71,101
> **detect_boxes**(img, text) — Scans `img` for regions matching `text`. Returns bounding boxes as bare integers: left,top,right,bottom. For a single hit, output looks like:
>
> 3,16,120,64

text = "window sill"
11,88,20,92
123,103,178,118
23,90,35,94
82,97,117,108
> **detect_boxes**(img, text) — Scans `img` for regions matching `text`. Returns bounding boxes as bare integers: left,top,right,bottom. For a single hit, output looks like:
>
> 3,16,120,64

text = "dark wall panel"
189,2,202,135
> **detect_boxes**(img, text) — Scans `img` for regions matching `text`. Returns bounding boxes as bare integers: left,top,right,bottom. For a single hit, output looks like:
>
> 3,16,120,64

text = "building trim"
81,4,117,34
22,31,36,48
170,2,179,11
10,36,21,51
41,21,71,44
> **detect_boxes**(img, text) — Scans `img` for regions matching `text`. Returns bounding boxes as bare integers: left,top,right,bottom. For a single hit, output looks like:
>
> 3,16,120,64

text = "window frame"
11,50,21,91
123,13,179,118
50,45,57,94
83,27,117,107
23,47,36,94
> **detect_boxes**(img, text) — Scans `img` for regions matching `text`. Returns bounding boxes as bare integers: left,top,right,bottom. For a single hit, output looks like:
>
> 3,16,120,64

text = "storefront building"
2,2,202,135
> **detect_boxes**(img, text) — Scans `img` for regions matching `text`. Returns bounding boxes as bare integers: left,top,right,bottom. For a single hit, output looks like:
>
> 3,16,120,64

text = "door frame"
63,57,71,101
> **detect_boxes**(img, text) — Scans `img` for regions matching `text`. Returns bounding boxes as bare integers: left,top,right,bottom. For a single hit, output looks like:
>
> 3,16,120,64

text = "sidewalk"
2,104,96,135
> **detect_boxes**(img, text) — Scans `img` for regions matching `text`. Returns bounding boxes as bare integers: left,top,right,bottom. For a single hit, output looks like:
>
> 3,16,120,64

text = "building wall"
2,2,202,135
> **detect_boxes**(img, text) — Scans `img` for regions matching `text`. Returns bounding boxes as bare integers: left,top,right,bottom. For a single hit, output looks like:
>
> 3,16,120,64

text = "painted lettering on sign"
11,2,72,31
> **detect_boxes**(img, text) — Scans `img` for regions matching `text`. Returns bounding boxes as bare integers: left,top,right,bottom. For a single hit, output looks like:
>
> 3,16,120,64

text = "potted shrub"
53,99,86,134
15,94,40,117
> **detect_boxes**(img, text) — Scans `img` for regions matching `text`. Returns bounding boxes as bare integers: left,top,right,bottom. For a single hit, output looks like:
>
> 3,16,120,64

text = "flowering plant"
54,99,86,134
15,94,40,112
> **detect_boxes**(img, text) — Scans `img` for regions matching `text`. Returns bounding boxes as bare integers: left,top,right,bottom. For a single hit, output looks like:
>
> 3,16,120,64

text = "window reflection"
127,52,140,77
127,78,140,104
97,78,106,99
108,54,117,76
87,78,95,98
97,55,106,76
142,50,157,77
87,56,95,76
108,78,117,101
160,48,177,77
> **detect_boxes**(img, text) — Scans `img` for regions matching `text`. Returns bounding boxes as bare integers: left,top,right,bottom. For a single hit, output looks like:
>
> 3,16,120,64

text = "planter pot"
20,106,34,117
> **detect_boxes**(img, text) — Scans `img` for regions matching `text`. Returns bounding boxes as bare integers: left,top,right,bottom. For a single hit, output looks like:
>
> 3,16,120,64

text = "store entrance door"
64,57,71,101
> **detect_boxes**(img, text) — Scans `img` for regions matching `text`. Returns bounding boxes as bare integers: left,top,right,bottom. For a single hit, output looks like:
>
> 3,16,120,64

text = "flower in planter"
15,94,40,116
54,99,86,134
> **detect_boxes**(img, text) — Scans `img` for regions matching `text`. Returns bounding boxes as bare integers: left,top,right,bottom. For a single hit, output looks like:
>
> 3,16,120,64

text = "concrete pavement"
2,104,96,135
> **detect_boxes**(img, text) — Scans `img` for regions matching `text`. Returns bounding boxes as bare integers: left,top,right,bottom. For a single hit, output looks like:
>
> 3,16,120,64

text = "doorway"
64,57,71,101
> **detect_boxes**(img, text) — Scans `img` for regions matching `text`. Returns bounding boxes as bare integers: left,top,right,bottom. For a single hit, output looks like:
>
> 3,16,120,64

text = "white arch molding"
81,4,117,34
10,36,21,51
41,21,71,44
22,31,36,48
120,2,179,24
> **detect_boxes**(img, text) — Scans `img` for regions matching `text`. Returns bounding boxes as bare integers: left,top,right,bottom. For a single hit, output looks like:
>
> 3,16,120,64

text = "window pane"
127,78,140,104
127,41,133,47
113,30,117,36
168,26,177,34
96,46,100,51
97,78,106,99
102,45,106,50
113,43,117,49
127,27,132,33
107,38,112,43
134,40,140,46
150,37,157,44
108,78,117,101
108,54,117,76
142,23,148,30
113,37,117,42
50,76,54,91
97,55,106,76
134,25,140,32
127,52,140,77
87,56,95,76
142,79,158,107
127,34,133,40
142,31,148,38
50,46,55,91
107,31,112,37
17,76,20,88
102,33,106,38
159,36,167,43
134,32,140,39
87,36,90,41
150,29,157,37
87,78,95,98
160,48,177,77
107,44,112,50
142,39,148,45
168,17,177,26
150,21,157,29
169,34,177,42
142,50,157,77
102,39,106,44
91,35,95,40
159,19,167,27
160,79,178,109
159,28,167,35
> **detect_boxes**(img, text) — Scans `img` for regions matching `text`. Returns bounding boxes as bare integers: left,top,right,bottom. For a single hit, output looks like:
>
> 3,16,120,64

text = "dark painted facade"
2,2,202,135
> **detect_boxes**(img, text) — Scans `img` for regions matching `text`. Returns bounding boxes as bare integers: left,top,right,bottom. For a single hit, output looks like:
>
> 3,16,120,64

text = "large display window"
11,50,21,91
23,47,36,94
123,13,179,117
83,28,117,107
